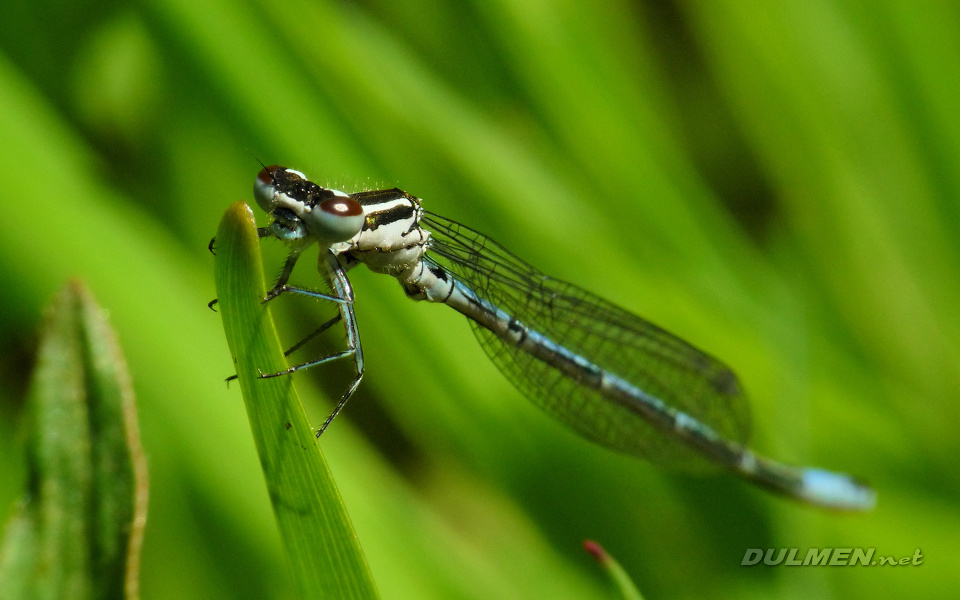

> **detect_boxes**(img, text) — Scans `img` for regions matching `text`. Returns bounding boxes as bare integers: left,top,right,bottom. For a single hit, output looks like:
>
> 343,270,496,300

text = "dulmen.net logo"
741,548,924,567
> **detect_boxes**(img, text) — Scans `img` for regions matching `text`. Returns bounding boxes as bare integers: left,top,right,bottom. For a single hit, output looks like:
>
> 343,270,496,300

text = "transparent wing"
421,211,751,468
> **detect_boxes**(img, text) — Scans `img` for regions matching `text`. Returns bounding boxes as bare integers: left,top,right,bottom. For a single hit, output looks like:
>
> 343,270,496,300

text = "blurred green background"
0,0,956,598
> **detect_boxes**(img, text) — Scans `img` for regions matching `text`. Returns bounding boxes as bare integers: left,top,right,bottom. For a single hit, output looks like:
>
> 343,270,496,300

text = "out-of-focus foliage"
0,0,955,598
0,281,147,600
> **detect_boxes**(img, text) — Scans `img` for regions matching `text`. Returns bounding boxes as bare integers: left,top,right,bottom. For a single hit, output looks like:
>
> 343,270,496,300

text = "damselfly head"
253,165,364,244
252,164,285,212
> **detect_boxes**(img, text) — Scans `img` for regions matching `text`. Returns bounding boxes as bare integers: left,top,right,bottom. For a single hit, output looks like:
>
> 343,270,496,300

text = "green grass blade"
0,507,37,600
213,201,378,600
76,282,150,600
0,280,148,600
584,540,644,600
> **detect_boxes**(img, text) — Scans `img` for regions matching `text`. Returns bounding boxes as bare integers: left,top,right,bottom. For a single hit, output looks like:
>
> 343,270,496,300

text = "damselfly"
236,165,875,511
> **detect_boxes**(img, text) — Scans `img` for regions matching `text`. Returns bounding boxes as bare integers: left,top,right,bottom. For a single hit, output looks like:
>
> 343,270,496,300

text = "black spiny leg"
209,227,275,309
257,252,365,437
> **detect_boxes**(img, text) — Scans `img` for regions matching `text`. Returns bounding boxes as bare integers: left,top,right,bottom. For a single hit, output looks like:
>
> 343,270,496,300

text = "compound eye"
304,196,364,242
253,165,284,212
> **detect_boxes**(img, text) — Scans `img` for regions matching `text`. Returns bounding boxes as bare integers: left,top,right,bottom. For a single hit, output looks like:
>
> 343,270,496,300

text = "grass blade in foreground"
214,201,378,600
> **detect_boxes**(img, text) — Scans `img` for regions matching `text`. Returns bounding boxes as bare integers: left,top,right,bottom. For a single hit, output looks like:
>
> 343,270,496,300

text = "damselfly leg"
258,250,365,438
208,227,280,309
283,314,342,357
